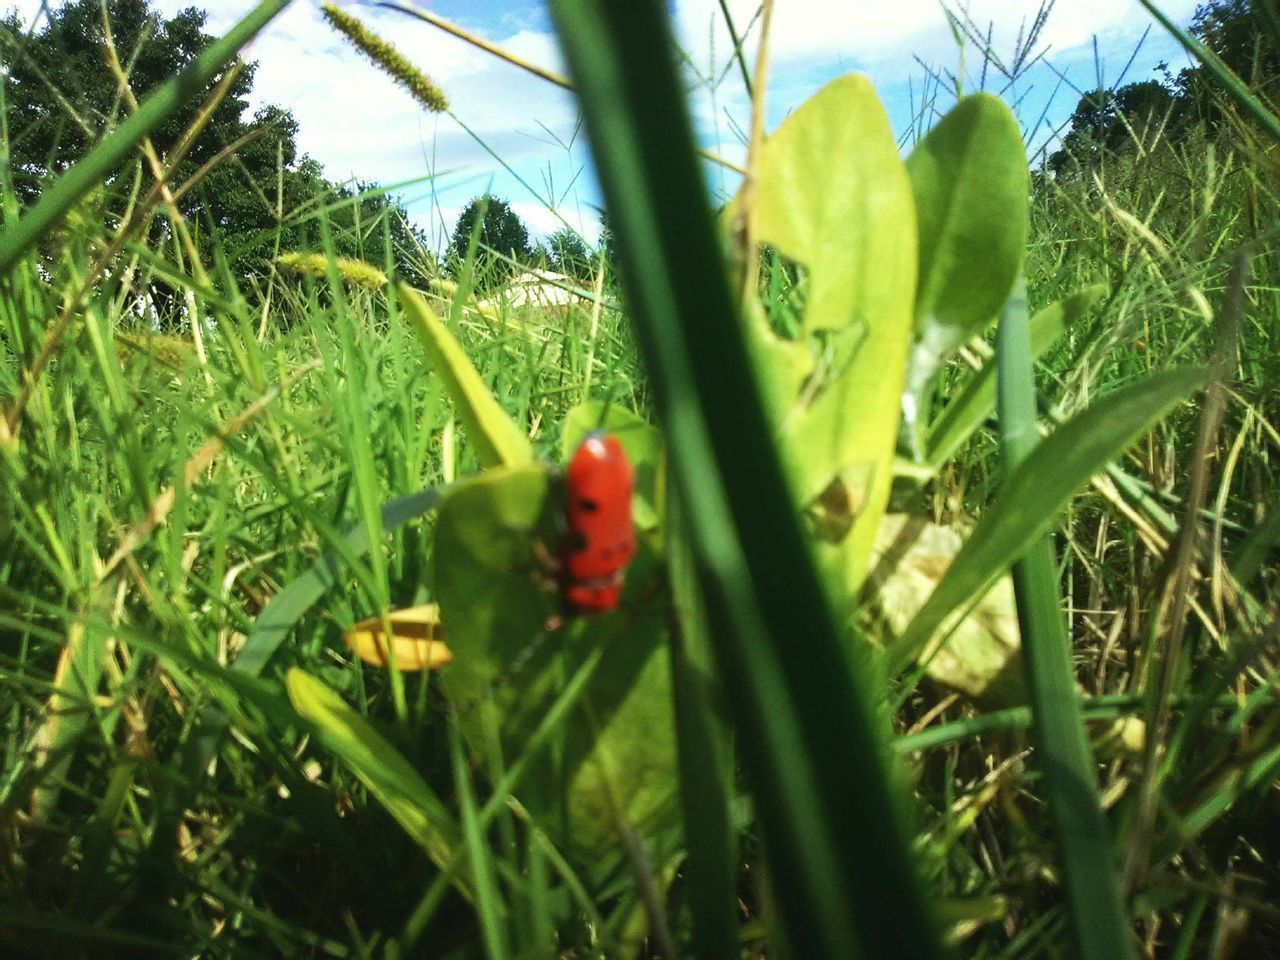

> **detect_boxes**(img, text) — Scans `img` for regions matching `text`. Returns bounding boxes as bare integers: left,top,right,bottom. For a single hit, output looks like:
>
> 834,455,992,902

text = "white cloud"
8,0,1206,246
674,0,1200,76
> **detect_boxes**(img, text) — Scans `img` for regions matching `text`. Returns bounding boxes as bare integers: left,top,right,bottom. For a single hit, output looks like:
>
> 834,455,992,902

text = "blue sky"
10,0,1202,249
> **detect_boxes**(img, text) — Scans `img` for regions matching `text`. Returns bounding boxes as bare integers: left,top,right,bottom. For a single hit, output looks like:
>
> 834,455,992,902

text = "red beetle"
559,431,636,615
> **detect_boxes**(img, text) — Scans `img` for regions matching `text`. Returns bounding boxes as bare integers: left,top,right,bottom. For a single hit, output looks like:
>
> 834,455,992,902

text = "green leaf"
887,366,1206,677
398,282,532,468
284,668,466,890
432,464,679,860
561,401,665,531
924,284,1105,469
0,0,293,275
747,73,918,593
904,94,1028,436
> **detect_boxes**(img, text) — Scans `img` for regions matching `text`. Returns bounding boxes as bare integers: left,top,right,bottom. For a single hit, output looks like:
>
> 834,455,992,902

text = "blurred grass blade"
924,284,1105,469
665,490,737,959
0,0,293,275
550,3,942,957
285,669,469,892
887,364,1205,677
144,487,443,901
447,719,508,957
1137,0,1280,144
398,282,532,467
995,277,1131,960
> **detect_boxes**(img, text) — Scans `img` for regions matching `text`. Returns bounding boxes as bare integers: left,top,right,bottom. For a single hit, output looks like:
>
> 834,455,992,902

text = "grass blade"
665,490,738,959
924,284,1105,469
550,3,942,957
0,0,293,275
285,669,468,888
996,277,1132,960
887,364,1205,677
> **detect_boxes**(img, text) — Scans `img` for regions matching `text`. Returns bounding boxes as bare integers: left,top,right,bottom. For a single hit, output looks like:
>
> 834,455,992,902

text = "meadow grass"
1,2,1279,958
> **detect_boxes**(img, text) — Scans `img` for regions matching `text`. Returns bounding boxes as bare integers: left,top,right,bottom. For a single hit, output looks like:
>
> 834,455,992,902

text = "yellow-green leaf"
746,72,918,595
905,94,1028,395
398,282,532,468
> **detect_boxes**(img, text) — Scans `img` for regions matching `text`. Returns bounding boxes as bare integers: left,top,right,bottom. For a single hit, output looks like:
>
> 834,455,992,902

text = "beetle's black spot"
569,531,588,552
578,498,599,513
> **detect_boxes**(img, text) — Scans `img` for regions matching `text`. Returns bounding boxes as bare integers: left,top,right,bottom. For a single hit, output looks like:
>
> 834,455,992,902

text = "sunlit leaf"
344,604,453,671
746,72,918,594
398,282,532,468
905,94,1028,401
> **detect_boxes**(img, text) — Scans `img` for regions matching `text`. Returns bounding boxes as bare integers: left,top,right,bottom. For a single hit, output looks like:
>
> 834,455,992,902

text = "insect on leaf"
432,463,678,860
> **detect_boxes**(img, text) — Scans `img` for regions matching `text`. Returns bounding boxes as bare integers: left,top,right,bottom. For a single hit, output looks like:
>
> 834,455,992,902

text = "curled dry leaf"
867,514,1024,706
345,604,454,671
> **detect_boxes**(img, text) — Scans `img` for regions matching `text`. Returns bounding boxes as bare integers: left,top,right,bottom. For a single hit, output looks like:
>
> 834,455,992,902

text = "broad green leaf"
0,0,293,275
433,464,678,859
924,284,1106,469
905,94,1029,400
561,401,665,531
887,366,1206,676
284,668,466,891
398,282,532,468
747,72,918,594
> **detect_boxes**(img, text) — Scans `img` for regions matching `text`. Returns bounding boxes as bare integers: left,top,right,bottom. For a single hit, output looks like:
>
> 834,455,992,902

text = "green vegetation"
1,0,1278,958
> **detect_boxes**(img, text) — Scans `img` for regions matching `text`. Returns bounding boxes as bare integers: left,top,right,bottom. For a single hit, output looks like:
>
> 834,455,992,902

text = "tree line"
1046,0,1277,179
0,0,609,313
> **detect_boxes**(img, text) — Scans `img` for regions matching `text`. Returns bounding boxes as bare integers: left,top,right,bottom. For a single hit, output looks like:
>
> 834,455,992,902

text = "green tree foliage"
446,193,531,289
0,0,432,301
546,225,592,280
1047,81,1183,178
1047,0,1277,178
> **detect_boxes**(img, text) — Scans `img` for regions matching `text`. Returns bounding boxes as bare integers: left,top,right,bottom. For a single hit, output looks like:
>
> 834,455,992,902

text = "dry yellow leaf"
345,604,453,671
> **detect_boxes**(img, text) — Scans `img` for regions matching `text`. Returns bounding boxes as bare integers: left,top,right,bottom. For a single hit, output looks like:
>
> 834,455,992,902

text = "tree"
446,194,531,288
1046,1,1280,178
3,1,274,208
0,0,431,301
1047,81,1182,179
546,226,592,280
1183,0,1280,96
